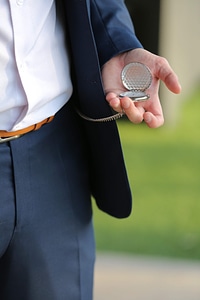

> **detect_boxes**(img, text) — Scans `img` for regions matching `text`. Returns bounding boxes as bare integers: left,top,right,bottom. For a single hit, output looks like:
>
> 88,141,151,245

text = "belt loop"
47,116,54,123
34,123,42,130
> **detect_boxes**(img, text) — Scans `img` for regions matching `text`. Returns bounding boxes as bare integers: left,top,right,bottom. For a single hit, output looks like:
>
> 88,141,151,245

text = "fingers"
106,92,164,128
155,57,182,94
120,97,145,124
106,93,144,124
143,111,164,128
106,92,121,110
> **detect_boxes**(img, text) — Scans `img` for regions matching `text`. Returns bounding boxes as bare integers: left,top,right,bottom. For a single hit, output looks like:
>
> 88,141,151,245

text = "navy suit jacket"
61,0,142,218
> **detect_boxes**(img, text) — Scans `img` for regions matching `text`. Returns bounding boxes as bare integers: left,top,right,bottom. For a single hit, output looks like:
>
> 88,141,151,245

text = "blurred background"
94,0,200,299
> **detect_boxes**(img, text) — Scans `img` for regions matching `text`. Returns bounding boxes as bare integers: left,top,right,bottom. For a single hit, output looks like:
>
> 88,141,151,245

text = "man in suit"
0,0,181,299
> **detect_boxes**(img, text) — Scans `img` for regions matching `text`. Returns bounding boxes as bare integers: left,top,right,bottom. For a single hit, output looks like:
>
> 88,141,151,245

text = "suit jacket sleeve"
90,0,143,66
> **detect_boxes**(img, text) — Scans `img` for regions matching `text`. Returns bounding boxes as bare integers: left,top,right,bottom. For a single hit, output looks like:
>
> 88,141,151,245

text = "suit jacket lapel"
63,0,113,118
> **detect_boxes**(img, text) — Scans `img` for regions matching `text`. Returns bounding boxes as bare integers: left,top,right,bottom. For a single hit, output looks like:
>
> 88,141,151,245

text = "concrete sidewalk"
94,252,200,300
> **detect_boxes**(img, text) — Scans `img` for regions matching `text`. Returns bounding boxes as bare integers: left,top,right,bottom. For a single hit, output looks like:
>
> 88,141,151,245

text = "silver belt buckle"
0,135,21,143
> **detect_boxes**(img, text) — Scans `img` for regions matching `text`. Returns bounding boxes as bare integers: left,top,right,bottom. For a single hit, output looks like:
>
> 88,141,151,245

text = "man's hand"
101,48,181,128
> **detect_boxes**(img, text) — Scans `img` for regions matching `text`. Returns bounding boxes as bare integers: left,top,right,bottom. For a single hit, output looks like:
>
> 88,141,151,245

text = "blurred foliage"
93,89,200,260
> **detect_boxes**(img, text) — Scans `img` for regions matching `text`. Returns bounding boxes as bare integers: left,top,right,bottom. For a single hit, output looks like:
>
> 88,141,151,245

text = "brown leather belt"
0,116,54,143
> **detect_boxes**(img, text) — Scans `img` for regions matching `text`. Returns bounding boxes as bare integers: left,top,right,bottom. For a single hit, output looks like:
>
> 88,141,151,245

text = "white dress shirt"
0,0,72,131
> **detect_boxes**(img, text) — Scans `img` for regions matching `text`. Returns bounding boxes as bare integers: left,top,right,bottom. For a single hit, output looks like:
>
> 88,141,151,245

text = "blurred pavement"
94,252,200,300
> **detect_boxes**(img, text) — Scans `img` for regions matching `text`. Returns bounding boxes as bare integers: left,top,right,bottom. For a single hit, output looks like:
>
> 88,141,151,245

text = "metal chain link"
76,109,125,122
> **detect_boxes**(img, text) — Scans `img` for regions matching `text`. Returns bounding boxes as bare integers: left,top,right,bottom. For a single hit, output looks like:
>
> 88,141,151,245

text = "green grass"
93,89,200,260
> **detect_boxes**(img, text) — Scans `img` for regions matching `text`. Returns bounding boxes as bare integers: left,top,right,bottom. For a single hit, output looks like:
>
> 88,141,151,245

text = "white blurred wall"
159,0,200,124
